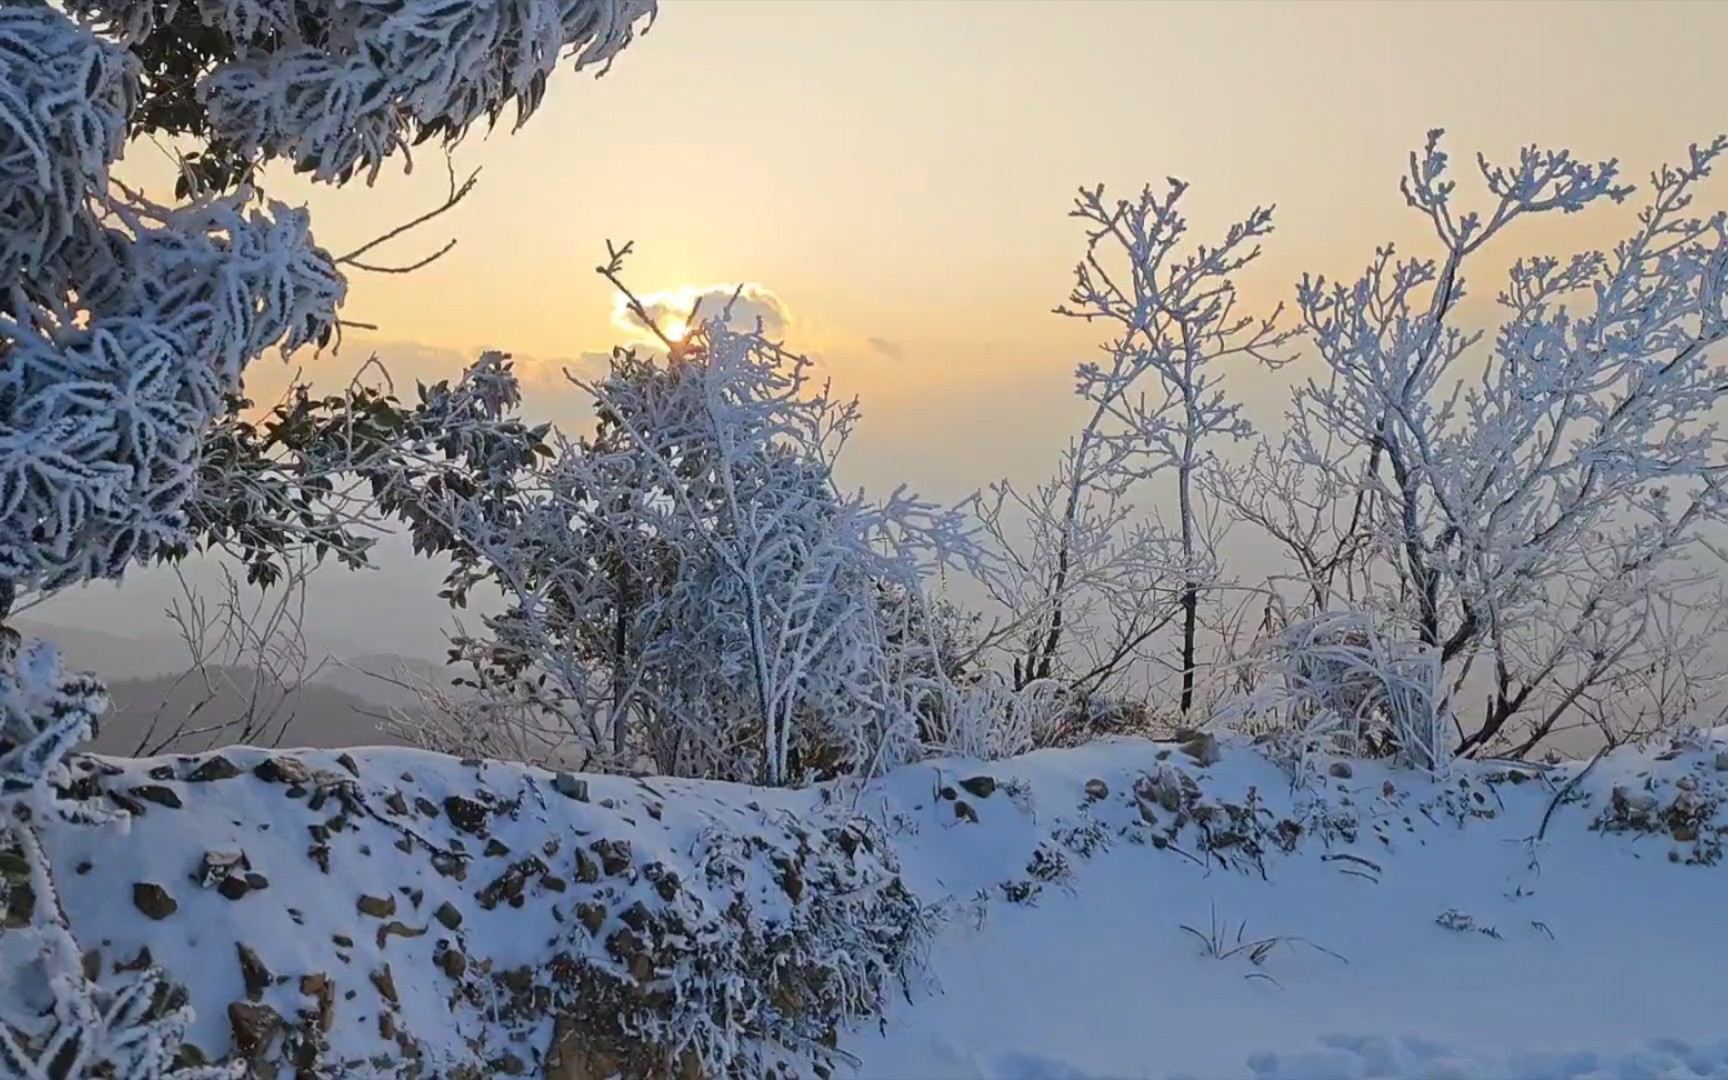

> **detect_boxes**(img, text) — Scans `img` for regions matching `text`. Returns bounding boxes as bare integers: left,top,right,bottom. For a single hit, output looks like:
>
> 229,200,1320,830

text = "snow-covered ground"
840,737,1728,1080
21,732,1728,1078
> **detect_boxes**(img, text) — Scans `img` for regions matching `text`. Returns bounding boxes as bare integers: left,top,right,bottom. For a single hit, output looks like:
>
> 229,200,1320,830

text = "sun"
663,318,689,342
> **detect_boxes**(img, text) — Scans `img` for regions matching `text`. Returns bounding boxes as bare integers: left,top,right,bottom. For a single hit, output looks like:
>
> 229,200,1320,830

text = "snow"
837,737,1728,1080
19,730,1728,1076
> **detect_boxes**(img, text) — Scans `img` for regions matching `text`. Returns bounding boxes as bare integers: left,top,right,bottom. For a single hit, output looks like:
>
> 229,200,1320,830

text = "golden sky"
76,0,1728,654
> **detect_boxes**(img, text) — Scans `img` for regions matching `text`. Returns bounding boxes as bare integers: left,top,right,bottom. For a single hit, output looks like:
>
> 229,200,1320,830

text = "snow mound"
17,729,1728,1077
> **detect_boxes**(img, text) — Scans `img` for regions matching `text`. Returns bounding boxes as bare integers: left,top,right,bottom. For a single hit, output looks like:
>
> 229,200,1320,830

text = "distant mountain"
91,665,414,756
12,621,192,682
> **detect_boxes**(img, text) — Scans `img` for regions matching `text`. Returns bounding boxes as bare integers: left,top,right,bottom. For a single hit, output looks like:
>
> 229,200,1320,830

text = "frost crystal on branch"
74,0,657,184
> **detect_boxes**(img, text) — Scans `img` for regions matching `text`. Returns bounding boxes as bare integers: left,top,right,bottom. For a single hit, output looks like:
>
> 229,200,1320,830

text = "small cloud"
866,336,905,361
612,283,792,343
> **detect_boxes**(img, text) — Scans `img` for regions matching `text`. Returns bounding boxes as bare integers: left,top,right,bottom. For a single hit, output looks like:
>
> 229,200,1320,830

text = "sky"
36,0,1728,663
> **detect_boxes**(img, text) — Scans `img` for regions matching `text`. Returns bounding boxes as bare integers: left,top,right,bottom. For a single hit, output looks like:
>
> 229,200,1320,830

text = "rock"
357,894,397,919
1179,733,1220,767
107,790,147,816
244,873,269,891
369,964,398,1004
252,757,311,785
492,1052,525,1075
377,920,427,949
483,838,510,858
1715,751,1728,772
774,855,804,903
444,795,490,836
1677,775,1699,792
301,973,335,1034
477,857,551,910
227,1002,282,1059
959,775,997,799
953,800,978,823
552,773,590,802
194,850,249,889
1150,767,1185,813
643,863,680,902
577,902,608,936
331,934,353,949
434,902,463,931
1329,761,1354,780
131,785,182,809
591,839,632,876
1674,822,1700,842
384,791,409,815
187,755,241,782
148,764,175,781
236,943,273,1001
1084,778,1109,801
336,752,360,777
438,946,467,979
132,882,177,920
573,848,600,884
1612,786,1659,816
431,851,468,881
217,876,251,901
116,946,153,973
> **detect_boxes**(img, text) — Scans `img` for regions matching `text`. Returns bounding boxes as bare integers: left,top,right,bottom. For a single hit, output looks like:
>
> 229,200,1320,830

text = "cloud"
611,283,792,342
866,336,905,361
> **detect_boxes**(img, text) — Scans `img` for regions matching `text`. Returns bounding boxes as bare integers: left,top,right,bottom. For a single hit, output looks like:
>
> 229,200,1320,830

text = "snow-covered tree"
370,257,986,785
1,0,654,1067
985,182,1293,715
0,0,654,620
1248,132,1728,757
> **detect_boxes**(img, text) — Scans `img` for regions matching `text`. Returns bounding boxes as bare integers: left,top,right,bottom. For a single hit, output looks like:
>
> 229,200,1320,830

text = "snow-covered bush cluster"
349,294,986,786
968,131,1728,764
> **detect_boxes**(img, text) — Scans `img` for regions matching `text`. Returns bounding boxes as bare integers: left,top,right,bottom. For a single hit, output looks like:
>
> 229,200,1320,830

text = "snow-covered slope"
843,736,1728,1080
19,732,1728,1078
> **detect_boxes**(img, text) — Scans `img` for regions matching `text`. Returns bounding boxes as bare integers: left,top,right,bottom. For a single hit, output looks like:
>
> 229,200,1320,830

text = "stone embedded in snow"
1330,761,1355,779
187,755,242,782
591,838,632,876
217,876,252,901
444,795,490,835
954,800,979,823
960,776,998,799
434,901,463,930
253,756,311,785
577,902,607,935
357,894,397,919
1180,733,1221,767
195,849,249,889
370,964,398,1004
237,943,273,1001
1716,751,1728,771
131,784,182,808
1084,778,1110,801
438,943,467,979
1612,786,1659,816
227,1001,283,1060
384,791,409,815
553,772,591,802
132,881,177,920
377,920,427,949
336,752,360,776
